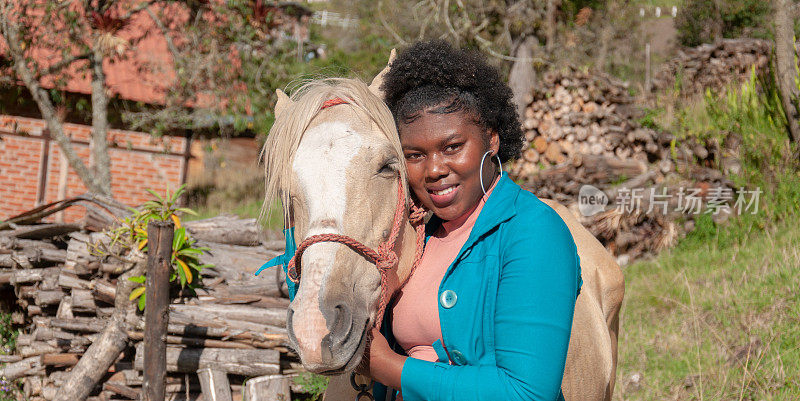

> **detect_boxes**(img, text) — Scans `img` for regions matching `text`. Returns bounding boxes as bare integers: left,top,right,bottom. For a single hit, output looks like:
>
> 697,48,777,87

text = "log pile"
509,66,740,263
652,38,772,96
0,214,310,401
510,66,665,182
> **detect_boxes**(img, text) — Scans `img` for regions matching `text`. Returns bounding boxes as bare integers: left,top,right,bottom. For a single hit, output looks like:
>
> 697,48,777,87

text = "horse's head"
262,64,412,373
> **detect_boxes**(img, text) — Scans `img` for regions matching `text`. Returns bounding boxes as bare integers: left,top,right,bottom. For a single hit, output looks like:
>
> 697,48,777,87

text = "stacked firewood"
509,66,741,264
510,66,666,181
652,38,772,96
0,214,311,401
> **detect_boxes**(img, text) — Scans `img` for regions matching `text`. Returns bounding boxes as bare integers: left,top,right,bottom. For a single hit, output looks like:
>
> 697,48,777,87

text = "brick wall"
0,115,188,222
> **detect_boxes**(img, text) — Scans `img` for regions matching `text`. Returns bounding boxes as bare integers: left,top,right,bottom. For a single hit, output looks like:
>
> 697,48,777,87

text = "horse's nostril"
324,303,354,352
331,304,353,338
320,303,355,365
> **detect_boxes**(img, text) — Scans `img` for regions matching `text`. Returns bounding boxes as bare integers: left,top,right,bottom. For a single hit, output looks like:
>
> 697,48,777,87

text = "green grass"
616,213,800,400
617,63,800,399
292,372,329,401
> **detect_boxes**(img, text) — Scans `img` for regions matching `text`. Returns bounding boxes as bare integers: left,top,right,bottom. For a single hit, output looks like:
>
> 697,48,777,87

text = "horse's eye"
378,158,398,176
379,163,395,174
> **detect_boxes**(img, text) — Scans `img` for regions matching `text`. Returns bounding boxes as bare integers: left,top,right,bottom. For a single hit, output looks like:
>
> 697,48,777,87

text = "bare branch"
442,0,461,45
41,52,92,76
473,34,549,65
377,0,408,46
143,5,180,60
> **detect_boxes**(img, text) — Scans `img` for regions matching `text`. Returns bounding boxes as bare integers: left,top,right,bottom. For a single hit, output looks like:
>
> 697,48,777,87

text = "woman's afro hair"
381,40,523,162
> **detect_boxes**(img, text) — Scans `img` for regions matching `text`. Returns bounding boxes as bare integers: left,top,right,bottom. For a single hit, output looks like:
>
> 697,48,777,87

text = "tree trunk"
595,1,619,71
508,36,539,121
545,0,557,54
773,0,800,144
0,7,108,196
89,49,113,195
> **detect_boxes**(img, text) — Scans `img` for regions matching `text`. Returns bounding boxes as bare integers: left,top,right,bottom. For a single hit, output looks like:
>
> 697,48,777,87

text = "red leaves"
89,10,128,34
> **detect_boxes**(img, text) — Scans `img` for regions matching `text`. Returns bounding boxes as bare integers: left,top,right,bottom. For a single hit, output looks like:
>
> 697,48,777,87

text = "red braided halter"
321,97,349,109
286,179,426,329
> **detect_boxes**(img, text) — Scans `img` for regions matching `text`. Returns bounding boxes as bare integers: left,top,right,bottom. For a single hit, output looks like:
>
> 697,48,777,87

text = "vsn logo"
578,185,608,216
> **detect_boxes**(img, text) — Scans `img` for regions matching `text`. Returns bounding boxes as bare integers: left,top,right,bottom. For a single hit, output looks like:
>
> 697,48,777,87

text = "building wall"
0,115,187,222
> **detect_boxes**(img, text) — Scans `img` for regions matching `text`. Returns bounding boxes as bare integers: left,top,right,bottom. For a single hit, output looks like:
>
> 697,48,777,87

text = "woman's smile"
427,183,460,207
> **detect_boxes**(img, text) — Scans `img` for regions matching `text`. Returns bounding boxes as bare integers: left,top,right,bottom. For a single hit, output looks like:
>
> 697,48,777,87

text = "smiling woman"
362,40,584,401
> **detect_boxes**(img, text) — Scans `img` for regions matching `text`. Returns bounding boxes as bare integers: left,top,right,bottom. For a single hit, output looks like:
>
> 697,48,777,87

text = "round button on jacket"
450,349,466,365
439,290,457,308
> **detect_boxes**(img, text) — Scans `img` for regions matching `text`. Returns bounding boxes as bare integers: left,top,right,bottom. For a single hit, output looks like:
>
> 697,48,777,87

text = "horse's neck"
394,218,420,288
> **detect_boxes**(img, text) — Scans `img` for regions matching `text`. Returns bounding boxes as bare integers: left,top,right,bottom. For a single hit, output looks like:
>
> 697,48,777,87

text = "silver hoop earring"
495,153,504,177
479,151,503,196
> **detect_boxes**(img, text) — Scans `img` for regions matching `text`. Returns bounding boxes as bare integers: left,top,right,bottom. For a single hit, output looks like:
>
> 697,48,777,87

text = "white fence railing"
311,10,358,28
639,5,679,18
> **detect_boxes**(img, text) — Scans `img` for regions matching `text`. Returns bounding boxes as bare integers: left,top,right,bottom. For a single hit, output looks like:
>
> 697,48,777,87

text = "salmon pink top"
391,177,498,363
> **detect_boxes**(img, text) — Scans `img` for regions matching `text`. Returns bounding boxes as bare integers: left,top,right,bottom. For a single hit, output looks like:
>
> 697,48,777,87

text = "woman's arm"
395,205,580,401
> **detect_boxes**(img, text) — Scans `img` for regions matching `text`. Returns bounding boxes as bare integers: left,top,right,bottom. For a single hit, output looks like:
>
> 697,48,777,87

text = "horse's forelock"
260,78,407,228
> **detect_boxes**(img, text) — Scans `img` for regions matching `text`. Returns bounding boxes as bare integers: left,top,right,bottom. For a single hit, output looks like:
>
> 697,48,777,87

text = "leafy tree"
0,0,309,197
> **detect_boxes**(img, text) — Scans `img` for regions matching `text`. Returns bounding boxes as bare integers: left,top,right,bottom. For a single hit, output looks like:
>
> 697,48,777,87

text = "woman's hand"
366,327,406,390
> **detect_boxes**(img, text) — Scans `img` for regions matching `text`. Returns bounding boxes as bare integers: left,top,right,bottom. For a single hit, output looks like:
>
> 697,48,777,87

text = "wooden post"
198,368,233,401
142,220,174,401
645,42,651,93
294,22,303,63
243,375,290,401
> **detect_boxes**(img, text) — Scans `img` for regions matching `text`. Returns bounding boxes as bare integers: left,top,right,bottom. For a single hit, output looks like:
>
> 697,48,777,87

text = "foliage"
95,185,212,311
676,0,772,47
0,312,18,401
0,313,14,357
668,66,800,249
239,29,395,138
292,372,329,401
638,107,662,130
0,376,16,401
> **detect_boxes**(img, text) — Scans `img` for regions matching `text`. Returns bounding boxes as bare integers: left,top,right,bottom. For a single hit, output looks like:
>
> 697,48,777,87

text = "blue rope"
255,227,298,300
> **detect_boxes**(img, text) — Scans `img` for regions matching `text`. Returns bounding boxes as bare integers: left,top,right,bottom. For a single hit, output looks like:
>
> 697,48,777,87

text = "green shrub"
676,0,772,47
93,185,212,310
0,312,18,400
676,66,800,248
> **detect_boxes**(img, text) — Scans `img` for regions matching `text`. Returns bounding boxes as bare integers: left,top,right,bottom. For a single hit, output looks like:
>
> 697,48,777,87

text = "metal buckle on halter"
350,372,375,401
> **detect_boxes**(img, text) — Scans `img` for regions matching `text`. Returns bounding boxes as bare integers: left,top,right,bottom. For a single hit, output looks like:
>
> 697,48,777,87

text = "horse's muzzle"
288,303,370,374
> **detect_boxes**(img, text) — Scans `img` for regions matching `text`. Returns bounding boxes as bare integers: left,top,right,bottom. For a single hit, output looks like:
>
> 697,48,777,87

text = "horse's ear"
368,48,396,99
274,89,292,120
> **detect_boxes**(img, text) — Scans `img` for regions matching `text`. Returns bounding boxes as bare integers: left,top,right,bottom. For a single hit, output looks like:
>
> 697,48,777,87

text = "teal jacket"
374,174,582,401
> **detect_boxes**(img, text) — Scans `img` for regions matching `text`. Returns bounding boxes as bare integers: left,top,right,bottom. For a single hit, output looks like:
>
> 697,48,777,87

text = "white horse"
261,57,624,401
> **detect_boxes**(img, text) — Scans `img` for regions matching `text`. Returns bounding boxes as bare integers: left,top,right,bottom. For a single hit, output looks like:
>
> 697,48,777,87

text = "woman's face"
400,109,499,221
